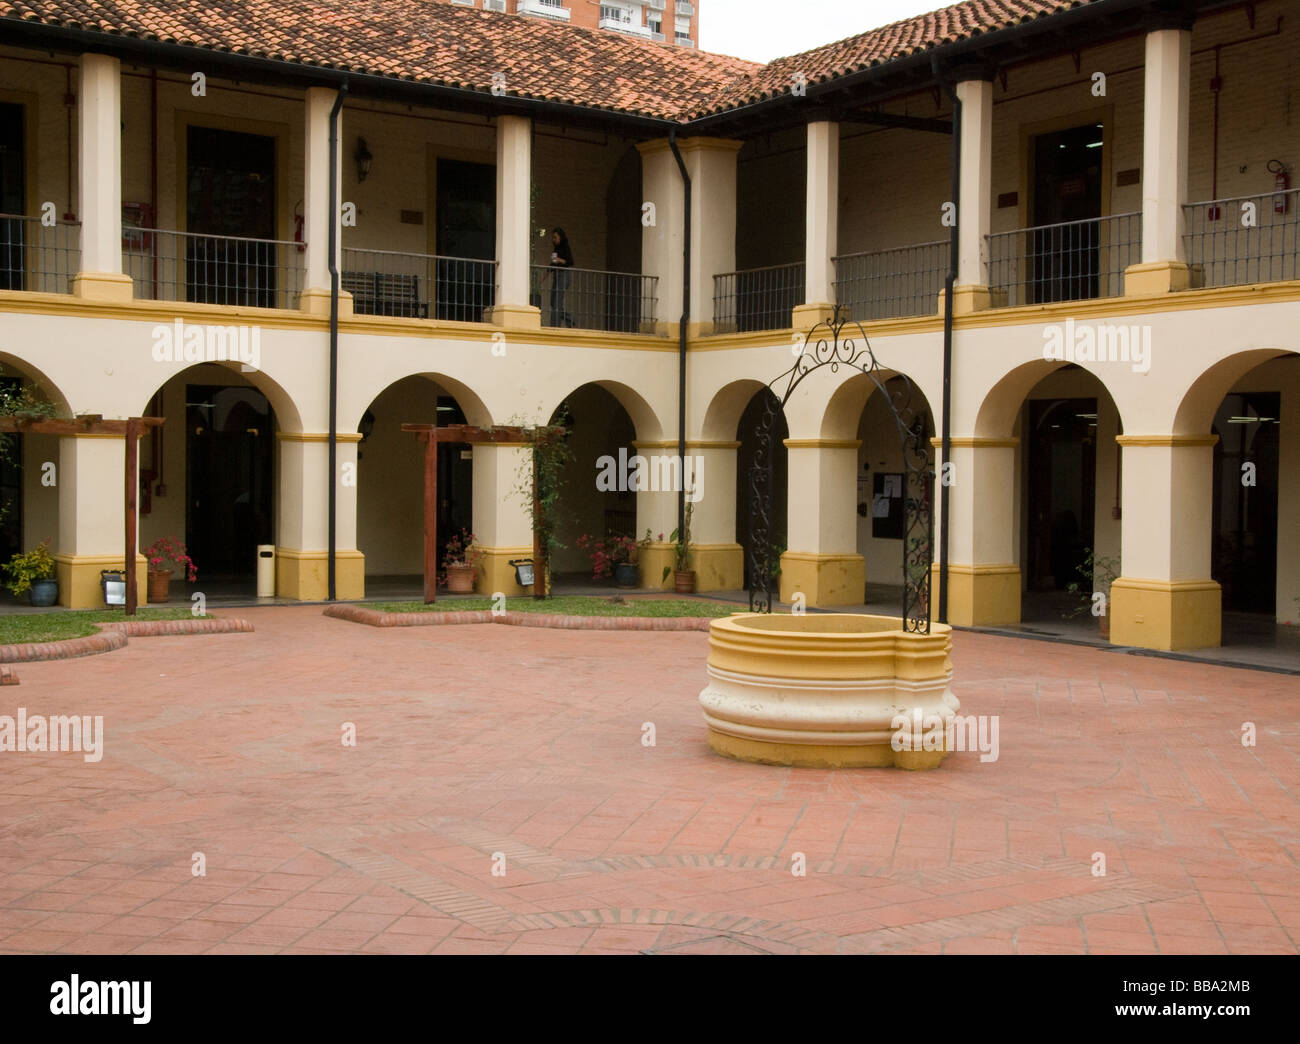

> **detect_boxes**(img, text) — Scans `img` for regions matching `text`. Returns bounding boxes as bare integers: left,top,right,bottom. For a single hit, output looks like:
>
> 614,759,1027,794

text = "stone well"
698,613,959,769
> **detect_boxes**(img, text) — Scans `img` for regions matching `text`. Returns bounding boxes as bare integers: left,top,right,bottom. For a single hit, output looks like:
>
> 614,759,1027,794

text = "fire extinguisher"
293,199,306,252
1267,159,1290,215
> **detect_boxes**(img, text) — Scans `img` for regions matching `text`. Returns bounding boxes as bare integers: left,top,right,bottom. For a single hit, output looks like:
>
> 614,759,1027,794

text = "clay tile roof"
0,0,1103,122
697,1,1096,117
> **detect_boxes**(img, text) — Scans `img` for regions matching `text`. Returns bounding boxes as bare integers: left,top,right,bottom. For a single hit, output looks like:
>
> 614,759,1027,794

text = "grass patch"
0,608,203,645
365,596,736,619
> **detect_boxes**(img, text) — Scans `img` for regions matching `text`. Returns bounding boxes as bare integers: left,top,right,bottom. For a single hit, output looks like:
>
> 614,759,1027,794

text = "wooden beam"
125,417,140,616
0,417,163,436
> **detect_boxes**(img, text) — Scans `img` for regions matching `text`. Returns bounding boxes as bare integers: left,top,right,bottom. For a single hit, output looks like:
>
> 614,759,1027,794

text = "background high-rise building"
448,0,698,47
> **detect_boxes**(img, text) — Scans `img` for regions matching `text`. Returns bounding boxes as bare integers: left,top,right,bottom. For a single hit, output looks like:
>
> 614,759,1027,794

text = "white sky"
698,0,949,63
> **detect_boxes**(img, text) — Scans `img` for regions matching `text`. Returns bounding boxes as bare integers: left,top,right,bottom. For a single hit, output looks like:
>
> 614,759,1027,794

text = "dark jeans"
550,268,572,327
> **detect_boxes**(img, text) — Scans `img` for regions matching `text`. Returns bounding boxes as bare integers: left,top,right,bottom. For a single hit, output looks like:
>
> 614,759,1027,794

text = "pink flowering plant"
576,533,637,580
440,528,483,578
145,536,197,581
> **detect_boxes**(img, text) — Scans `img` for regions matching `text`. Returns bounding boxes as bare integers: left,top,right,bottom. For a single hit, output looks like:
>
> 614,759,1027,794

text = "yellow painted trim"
688,440,741,449
275,432,363,443
783,438,861,449
1116,434,1219,447
944,562,1021,576
929,437,1020,448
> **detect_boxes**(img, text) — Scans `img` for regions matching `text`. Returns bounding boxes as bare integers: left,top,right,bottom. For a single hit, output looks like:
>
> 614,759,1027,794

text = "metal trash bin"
256,545,276,598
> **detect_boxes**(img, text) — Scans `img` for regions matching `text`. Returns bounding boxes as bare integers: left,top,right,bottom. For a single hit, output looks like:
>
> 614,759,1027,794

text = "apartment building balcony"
712,262,805,334
530,264,658,333
987,212,1141,308
123,229,305,310
341,248,497,322
518,0,570,21
834,240,947,321
0,213,80,295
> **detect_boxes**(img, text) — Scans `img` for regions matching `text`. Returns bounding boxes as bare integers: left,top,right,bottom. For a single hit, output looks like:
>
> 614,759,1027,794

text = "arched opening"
735,388,788,589
0,354,69,573
137,362,296,597
548,382,638,583
355,374,489,593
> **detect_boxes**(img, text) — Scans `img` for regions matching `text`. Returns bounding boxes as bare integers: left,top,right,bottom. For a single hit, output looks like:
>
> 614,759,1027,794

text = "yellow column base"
1110,577,1220,650
275,548,365,601
1124,260,1192,295
299,287,354,318
71,271,134,302
488,303,542,329
53,553,148,609
932,562,1021,626
778,551,865,607
474,546,532,596
689,543,743,592
937,284,995,315
636,544,676,590
707,728,949,770
791,301,836,330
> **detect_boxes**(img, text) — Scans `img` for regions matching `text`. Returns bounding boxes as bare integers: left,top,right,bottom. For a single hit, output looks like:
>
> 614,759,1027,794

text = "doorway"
0,102,25,290
1212,392,1280,613
186,384,274,579
1027,397,1097,590
186,126,277,306
435,158,495,322
1030,122,1104,303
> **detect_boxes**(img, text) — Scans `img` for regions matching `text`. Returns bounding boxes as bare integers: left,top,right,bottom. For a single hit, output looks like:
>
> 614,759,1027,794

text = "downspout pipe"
669,131,690,542
328,82,348,601
934,57,959,627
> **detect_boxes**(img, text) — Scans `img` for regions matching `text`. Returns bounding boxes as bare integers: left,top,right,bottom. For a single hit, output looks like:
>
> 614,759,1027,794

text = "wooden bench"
341,271,427,318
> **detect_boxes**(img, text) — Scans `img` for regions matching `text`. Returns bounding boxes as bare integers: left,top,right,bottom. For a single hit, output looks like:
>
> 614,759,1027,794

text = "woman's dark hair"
552,227,568,244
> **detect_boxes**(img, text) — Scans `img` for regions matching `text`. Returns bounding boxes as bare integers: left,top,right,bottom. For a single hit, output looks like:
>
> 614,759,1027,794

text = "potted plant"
3,539,57,606
663,501,695,594
1065,548,1120,639
576,532,639,587
441,529,482,593
144,536,198,603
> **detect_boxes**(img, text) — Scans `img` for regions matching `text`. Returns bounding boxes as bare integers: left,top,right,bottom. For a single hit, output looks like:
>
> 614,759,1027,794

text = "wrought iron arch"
747,305,935,633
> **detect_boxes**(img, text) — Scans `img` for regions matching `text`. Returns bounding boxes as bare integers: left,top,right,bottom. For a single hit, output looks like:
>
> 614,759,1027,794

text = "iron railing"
833,240,947,320
530,265,657,332
0,213,80,294
1183,188,1300,288
343,248,495,322
712,262,805,333
124,229,304,308
988,212,1141,307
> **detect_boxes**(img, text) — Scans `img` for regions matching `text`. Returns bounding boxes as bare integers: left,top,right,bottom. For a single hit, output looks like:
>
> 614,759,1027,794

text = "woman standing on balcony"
549,228,575,327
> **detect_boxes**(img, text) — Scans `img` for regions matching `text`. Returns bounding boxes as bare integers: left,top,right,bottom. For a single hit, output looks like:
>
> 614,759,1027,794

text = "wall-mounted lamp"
355,137,373,182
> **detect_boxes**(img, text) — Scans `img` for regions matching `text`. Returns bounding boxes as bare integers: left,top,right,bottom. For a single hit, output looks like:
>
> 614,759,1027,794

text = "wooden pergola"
0,414,164,615
400,423,564,604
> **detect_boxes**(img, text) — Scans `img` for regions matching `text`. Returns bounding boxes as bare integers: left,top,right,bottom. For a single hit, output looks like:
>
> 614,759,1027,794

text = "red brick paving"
0,605,1296,954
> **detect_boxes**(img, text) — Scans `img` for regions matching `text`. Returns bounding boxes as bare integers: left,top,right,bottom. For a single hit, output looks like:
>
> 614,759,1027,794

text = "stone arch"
1172,348,1295,435
0,350,73,417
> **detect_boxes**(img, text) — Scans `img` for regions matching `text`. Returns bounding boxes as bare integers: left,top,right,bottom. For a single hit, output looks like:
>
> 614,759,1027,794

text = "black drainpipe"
327,82,348,601
668,131,690,541
934,58,959,626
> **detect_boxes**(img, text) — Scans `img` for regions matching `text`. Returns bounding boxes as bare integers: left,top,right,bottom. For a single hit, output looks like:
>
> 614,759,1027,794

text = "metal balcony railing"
712,262,805,333
987,212,1141,307
0,213,80,294
531,265,657,332
833,240,947,320
342,248,495,322
124,229,304,309
1183,188,1300,288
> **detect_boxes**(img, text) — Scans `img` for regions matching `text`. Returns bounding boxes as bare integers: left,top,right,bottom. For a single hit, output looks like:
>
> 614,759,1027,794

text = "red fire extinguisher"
293,200,306,253
1267,159,1290,215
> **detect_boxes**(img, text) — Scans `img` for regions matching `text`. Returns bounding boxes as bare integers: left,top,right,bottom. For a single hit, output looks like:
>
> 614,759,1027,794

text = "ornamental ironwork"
747,305,934,632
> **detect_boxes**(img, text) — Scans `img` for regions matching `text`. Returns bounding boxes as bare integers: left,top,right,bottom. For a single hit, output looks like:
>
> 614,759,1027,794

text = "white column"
301,87,347,315
1128,24,1192,294
72,53,132,301
471,443,534,596
956,77,992,300
491,115,539,327
803,120,838,310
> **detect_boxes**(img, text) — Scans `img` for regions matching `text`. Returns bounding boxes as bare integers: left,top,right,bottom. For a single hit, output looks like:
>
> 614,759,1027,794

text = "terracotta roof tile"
0,0,1107,121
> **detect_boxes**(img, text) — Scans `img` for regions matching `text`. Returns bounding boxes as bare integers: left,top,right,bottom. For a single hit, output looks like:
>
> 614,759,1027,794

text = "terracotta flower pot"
148,569,172,603
674,569,696,595
445,563,476,593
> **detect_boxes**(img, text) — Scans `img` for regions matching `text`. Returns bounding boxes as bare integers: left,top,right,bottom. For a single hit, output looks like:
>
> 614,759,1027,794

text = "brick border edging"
0,617,254,666
323,604,714,632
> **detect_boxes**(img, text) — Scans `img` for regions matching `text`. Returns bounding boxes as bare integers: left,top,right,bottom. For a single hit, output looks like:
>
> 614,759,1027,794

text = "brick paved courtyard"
1,606,1297,955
